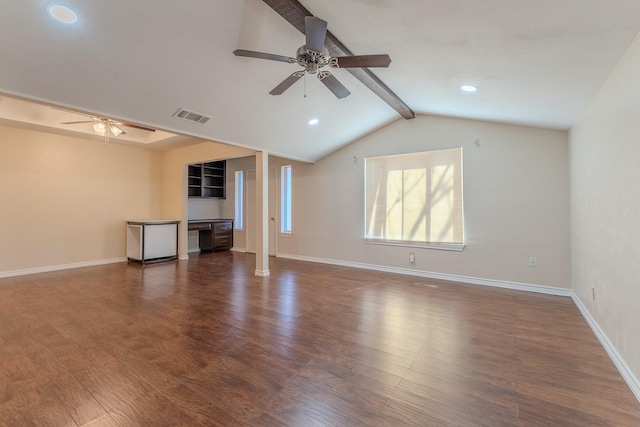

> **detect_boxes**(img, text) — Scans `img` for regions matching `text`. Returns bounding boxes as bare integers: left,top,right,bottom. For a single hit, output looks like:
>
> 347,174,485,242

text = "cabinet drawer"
214,236,231,248
188,222,211,231
214,221,232,232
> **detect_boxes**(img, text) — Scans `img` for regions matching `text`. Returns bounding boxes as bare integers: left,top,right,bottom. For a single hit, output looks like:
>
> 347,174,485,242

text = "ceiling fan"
234,16,391,99
60,113,155,137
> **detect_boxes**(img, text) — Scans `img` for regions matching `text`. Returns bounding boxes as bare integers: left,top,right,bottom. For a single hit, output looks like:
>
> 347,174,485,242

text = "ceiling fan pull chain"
304,72,307,98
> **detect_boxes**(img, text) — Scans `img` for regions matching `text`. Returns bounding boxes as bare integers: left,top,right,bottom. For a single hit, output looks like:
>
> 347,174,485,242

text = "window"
234,170,244,229
364,148,463,249
281,165,292,234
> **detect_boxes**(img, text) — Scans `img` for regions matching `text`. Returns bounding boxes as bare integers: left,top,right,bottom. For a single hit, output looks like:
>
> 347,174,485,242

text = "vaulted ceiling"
1,0,640,161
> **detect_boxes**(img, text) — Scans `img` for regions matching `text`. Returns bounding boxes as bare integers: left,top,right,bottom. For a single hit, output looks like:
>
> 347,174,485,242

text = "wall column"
255,151,270,277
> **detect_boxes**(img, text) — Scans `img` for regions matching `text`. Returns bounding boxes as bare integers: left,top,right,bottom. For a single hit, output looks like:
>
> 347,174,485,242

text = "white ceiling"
1,0,639,161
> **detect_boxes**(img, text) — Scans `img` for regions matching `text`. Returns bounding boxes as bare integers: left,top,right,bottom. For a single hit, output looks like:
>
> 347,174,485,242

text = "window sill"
364,239,465,252
280,232,293,238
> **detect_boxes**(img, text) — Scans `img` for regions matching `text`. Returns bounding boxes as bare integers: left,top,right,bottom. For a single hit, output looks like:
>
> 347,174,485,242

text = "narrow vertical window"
281,165,292,234
234,170,244,229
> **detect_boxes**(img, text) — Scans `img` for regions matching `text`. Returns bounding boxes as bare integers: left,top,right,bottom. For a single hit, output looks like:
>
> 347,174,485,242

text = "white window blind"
234,170,244,229
365,148,463,248
281,165,292,233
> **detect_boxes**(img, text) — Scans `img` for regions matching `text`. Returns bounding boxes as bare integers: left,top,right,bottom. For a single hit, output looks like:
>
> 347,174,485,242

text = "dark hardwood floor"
0,251,638,426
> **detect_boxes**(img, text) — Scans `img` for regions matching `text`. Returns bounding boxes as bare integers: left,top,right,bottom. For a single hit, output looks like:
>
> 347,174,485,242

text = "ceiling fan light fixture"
48,5,78,24
109,124,123,136
93,121,106,136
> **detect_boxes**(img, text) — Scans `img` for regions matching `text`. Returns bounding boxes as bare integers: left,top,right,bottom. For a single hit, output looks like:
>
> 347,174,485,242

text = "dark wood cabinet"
188,161,226,198
188,219,233,252
187,164,203,197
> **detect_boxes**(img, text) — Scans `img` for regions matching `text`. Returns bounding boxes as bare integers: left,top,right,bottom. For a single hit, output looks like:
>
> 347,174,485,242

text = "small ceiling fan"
60,113,156,137
234,16,391,99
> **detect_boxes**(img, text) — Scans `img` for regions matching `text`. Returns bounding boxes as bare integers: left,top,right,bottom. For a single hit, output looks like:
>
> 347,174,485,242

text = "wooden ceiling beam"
262,0,415,120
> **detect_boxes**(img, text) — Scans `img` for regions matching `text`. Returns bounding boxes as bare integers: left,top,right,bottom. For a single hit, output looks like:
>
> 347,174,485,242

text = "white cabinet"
126,220,179,264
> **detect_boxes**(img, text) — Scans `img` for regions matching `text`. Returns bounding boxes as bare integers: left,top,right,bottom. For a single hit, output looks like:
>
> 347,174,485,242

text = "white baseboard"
254,269,270,277
0,257,127,279
276,252,639,404
570,293,640,403
276,253,572,297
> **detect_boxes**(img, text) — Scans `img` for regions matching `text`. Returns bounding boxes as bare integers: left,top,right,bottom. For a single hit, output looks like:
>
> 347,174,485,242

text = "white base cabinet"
126,220,179,264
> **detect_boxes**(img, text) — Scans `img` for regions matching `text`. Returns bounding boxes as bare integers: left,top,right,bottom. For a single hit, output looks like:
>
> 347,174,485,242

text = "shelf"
188,160,225,199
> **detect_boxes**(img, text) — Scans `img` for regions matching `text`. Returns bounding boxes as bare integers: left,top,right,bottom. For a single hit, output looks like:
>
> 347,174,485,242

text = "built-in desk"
188,219,233,252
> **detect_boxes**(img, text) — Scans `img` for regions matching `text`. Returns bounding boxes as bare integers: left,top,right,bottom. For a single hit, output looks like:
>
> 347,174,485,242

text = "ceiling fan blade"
61,120,94,125
305,16,327,53
269,71,305,95
330,54,391,69
262,0,414,119
317,71,350,99
233,49,295,63
120,122,156,132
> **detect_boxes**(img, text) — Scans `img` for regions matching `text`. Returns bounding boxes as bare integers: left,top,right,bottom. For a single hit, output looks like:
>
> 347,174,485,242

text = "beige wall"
0,125,163,273
0,127,252,274
188,198,221,220
276,115,571,287
570,32,640,379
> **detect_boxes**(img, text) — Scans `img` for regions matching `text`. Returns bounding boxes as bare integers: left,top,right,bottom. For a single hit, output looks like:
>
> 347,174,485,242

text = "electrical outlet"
409,252,415,264
528,256,537,267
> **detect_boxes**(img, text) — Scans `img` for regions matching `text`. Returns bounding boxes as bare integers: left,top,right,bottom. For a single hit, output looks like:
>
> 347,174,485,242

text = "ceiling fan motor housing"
296,45,329,74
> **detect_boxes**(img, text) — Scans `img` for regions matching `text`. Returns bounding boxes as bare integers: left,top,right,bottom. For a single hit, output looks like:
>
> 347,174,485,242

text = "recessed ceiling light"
461,85,478,92
48,5,78,24
308,118,319,126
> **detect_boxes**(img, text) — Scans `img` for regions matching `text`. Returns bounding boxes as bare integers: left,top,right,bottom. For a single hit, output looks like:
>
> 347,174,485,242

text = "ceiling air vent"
172,108,210,124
